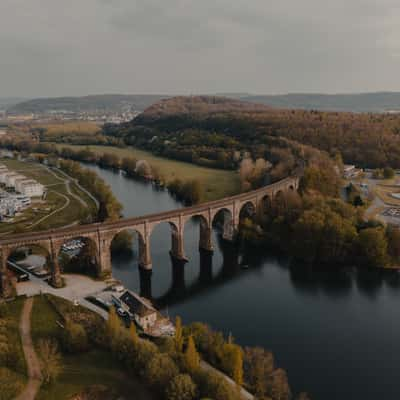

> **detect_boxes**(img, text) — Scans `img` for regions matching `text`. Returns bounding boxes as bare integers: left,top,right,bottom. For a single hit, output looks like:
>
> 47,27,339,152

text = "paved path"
52,167,100,210
16,297,42,400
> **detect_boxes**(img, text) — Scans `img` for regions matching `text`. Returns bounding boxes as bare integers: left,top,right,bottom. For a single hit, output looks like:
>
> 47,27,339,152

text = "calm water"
86,164,400,400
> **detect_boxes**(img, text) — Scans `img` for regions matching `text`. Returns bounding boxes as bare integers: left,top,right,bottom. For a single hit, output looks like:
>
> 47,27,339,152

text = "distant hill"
0,97,27,110
240,92,400,113
7,94,169,114
138,95,271,120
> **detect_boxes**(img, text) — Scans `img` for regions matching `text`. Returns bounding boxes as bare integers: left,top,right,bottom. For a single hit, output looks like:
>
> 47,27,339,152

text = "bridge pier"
98,235,112,278
199,225,213,252
170,228,188,262
50,239,63,288
139,235,152,270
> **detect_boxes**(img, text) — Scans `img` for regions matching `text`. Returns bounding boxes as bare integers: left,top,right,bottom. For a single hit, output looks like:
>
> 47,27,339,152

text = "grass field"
52,143,241,201
0,158,98,234
0,297,28,398
31,295,153,400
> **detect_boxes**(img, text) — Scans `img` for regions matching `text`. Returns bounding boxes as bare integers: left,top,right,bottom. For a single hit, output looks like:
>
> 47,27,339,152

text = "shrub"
166,373,197,400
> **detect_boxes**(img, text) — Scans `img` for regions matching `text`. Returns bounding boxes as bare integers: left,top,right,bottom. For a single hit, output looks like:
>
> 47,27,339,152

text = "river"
85,164,400,400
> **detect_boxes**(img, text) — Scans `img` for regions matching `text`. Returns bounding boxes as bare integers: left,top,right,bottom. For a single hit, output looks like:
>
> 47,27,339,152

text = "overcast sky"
1,0,400,97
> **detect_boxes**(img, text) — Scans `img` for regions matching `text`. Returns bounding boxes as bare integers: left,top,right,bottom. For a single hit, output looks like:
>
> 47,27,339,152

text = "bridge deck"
0,176,297,246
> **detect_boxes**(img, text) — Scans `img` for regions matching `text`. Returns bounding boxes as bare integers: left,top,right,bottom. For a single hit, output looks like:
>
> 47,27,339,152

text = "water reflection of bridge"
0,176,299,298
140,237,244,307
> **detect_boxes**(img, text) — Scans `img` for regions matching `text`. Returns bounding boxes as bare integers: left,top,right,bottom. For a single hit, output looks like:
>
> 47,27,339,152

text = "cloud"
0,0,399,96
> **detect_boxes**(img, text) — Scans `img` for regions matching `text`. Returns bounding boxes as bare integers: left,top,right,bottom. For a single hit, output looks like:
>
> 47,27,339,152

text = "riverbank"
49,143,241,201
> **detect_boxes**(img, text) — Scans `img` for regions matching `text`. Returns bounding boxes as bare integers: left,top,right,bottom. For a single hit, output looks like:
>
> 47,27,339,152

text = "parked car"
117,307,128,317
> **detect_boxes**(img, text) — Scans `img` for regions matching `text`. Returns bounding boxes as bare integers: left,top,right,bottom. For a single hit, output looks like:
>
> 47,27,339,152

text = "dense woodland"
102,96,400,169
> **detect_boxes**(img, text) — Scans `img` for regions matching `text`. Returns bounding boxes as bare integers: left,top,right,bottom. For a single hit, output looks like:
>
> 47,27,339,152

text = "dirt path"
16,297,42,400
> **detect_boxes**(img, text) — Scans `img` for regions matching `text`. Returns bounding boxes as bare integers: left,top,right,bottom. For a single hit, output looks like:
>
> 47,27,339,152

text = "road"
15,298,42,400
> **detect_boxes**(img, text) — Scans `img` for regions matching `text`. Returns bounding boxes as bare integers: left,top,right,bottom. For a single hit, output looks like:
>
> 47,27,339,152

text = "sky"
1,0,400,97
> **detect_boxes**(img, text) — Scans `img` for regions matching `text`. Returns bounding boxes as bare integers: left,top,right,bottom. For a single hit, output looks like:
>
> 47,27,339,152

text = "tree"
356,227,388,268
386,225,400,263
107,307,120,340
129,323,138,346
221,343,243,383
144,353,179,391
244,347,274,398
232,346,244,387
384,167,395,179
267,368,291,400
38,339,62,385
175,316,184,352
184,335,200,373
166,374,197,400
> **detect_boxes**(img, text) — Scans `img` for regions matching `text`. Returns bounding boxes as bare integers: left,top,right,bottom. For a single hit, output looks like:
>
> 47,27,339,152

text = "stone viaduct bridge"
0,176,299,298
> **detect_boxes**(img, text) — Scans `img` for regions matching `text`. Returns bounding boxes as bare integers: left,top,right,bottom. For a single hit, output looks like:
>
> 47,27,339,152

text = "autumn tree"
356,227,388,268
129,323,138,346
175,316,184,352
144,353,179,391
166,374,197,400
184,335,200,373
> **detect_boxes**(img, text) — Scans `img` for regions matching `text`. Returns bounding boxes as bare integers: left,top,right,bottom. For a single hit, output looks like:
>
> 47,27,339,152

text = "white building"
19,180,44,198
15,177,31,193
7,174,26,189
0,169,10,184
5,172,20,188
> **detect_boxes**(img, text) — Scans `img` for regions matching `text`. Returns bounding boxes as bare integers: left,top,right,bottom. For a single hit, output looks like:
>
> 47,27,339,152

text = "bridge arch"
183,213,212,252
212,207,235,241
58,235,100,278
110,227,149,269
239,200,257,225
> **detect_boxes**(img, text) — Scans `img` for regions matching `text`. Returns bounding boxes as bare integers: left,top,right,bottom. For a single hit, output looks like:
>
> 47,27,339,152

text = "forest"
102,96,400,169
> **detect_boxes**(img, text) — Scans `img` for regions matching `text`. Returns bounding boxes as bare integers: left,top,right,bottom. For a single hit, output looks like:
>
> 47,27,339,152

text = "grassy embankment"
0,158,97,234
52,143,240,202
0,297,28,398
31,295,152,400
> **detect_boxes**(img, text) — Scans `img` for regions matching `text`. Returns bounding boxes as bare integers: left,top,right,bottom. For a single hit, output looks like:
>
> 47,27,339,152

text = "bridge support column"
199,225,213,253
0,247,12,298
139,236,152,270
50,240,63,288
222,219,238,242
98,235,112,279
170,228,188,262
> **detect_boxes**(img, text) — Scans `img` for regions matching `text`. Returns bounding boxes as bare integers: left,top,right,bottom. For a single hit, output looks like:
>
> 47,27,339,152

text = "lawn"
0,158,97,234
31,295,154,400
52,143,241,201
0,297,28,399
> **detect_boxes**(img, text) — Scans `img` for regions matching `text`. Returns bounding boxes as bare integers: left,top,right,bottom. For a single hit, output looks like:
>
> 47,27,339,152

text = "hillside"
139,95,270,119
240,92,400,113
7,94,169,114
110,95,400,169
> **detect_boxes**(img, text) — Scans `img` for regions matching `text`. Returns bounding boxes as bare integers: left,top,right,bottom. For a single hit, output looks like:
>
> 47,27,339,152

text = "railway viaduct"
0,176,299,298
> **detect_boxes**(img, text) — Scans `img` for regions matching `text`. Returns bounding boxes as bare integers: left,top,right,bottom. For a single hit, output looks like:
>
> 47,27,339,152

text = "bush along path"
15,297,42,400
